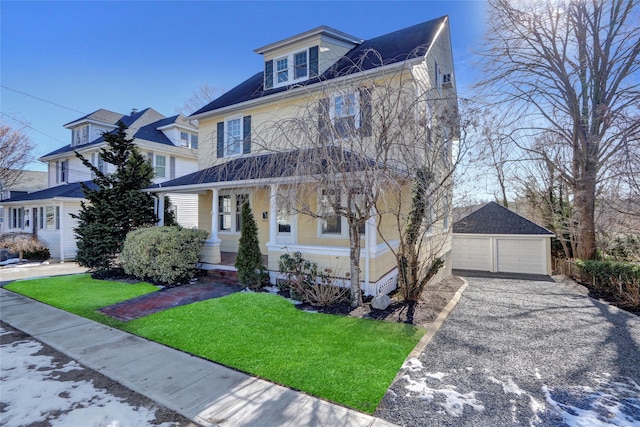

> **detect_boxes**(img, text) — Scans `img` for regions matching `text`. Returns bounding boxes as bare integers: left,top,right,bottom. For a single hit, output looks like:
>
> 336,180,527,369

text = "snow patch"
402,358,423,372
542,374,640,427
488,375,526,396
0,328,177,426
402,375,485,417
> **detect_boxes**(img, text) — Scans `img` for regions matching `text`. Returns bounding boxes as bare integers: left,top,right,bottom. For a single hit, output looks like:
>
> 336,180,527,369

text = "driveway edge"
407,277,469,360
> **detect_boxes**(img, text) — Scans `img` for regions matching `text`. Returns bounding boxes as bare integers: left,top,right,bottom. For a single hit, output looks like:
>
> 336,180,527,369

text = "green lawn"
5,275,424,413
4,274,158,327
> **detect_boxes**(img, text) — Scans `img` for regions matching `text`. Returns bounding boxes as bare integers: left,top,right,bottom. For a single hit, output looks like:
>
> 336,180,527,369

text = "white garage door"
452,236,491,271
496,239,545,275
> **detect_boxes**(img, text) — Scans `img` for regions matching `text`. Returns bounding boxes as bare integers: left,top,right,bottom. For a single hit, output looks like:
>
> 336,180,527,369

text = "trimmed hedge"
121,226,208,285
575,259,640,307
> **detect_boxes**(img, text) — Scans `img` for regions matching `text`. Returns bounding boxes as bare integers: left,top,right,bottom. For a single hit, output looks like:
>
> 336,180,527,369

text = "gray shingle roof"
150,147,378,189
191,16,447,116
453,202,553,235
0,181,98,203
64,109,124,127
41,109,185,159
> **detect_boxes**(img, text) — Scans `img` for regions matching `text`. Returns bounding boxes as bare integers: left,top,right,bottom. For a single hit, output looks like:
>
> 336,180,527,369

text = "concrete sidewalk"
0,289,396,427
0,261,88,285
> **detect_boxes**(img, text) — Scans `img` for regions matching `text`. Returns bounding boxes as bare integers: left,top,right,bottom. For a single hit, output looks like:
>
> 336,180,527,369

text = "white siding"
166,193,198,228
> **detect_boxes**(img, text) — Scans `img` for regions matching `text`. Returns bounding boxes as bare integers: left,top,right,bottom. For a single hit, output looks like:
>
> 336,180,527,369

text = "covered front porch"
147,150,400,296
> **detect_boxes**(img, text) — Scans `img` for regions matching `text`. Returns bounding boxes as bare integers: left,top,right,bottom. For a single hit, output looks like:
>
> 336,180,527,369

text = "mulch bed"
293,276,466,327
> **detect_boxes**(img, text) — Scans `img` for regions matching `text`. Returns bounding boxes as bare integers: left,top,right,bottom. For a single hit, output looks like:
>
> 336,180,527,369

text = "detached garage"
452,202,554,275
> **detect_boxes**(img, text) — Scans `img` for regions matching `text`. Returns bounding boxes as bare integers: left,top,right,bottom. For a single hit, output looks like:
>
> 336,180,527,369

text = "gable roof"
150,147,379,190
41,109,188,159
0,181,98,203
64,109,125,128
191,16,448,117
453,202,554,235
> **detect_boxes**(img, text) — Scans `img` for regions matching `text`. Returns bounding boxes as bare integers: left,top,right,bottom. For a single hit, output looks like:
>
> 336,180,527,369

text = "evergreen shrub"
121,226,208,285
575,259,640,307
235,202,267,289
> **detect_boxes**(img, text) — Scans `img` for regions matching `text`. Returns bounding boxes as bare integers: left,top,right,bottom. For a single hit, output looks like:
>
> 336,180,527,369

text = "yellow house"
150,16,458,296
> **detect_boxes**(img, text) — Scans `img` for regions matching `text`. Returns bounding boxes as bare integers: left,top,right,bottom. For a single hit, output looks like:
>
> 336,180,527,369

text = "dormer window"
179,131,199,149
72,126,89,146
276,58,289,83
264,46,319,90
294,51,308,79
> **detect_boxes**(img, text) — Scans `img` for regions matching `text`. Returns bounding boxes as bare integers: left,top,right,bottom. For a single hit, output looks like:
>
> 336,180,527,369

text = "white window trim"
155,155,166,178
224,116,244,158
272,46,311,89
217,192,250,235
316,189,367,239
329,91,361,133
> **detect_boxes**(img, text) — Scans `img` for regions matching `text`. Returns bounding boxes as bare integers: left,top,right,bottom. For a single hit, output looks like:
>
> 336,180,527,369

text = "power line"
0,112,68,145
1,85,86,115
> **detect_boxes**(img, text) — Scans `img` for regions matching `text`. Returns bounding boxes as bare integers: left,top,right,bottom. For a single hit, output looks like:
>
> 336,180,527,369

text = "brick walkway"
99,282,243,322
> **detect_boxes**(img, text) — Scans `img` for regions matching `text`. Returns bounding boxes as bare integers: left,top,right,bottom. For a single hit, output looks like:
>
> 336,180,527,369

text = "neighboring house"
0,170,48,235
148,17,457,295
0,108,199,260
452,202,555,275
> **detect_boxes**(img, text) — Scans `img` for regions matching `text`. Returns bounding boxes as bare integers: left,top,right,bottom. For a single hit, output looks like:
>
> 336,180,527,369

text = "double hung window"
320,190,341,235
226,118,242,156
276,58,288,83
235,194,249,232
219,195,232,232
155,155,166,178
218,193,249,233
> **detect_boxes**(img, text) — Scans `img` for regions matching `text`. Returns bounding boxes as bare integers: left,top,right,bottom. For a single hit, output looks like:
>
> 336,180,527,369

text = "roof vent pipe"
131,108,138,116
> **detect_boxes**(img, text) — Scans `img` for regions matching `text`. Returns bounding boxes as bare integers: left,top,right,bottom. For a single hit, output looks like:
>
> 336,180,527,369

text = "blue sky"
1,1,486,171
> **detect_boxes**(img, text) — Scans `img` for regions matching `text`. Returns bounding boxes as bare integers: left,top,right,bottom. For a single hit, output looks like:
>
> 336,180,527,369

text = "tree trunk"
349,221,363,307
574,174,597,260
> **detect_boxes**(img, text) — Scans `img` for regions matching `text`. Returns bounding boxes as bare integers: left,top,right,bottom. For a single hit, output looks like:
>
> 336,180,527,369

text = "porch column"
157,193,165,226
268,184,277,245
210,188,220,243
201,188,221,265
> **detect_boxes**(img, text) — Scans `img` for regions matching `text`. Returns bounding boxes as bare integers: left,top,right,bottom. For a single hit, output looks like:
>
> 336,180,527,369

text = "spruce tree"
73,121,157,274
235,201,266,289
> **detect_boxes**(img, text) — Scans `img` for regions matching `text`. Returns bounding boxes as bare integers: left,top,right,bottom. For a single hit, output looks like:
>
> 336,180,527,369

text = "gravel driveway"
376,276,640,427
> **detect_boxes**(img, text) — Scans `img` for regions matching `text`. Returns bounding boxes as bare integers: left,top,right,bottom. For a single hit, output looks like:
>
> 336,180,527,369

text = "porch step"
202,269,240,286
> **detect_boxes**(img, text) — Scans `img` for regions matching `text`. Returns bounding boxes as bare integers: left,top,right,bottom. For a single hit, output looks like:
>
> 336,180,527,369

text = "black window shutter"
217,122,224,158
359,87,372,137
265,60,273,89
243,116,251,154
318,98,330,143
309,46,319,78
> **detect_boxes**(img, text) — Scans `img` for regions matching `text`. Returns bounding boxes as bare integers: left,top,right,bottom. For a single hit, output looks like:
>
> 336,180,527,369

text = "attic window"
72,126,89,146
265,46,319,90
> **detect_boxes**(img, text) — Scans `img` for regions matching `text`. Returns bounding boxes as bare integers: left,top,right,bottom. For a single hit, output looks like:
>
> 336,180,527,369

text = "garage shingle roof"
453,202,553,235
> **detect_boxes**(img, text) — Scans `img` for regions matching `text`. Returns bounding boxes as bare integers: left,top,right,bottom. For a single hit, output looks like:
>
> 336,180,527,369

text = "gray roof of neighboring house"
63,109,125,127
150,147,379,189
191,16,447,116
42,109,187,158
453,202,554,235
0,181,99,203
